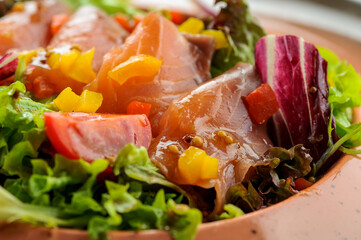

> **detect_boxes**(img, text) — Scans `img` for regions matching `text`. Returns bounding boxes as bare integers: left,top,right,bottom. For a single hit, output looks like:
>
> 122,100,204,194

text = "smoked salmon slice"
0,0,70,55
148,63,273,214
49,6,128,72
88,12,215,136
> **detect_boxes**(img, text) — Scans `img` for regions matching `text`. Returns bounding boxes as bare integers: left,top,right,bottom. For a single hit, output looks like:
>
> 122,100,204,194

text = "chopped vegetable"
48,48,96,84
201,30,228,50
108,54,162,86
74,90,103,113
178,146,218,185
245,83,279,124
44,112,152,161
178,17,204,34
53,87,80,112
51,13,69,35
126,100,151,117
114,14,137,33
170,11,186,25
18,48,43,65
294,178,313,191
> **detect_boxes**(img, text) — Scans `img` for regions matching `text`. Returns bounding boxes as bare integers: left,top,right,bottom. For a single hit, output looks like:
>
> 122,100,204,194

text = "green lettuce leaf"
210,204,244,221
226,145,313,212
211,0,266,76
1,143,202,240
318,46,361,148
0,82,53,176
0,185,66,227
113,144,193,205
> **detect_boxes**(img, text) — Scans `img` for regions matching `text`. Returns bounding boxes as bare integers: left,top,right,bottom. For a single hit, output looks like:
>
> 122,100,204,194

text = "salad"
0,0,361,239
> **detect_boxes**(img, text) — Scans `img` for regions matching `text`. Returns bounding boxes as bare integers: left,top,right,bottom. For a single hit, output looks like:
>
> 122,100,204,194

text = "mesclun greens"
318,46,361,148
0,72,201,239
210,0,266,77
226,145,313,212
0,142,202,240
313,47,361,173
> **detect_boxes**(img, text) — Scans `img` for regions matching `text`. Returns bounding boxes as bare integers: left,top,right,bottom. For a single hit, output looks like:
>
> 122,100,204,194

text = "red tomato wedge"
44,112,152,161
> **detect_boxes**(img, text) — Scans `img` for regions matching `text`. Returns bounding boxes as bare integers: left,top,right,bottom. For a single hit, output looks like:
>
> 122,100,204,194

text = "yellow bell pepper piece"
18,48,44,64
47,52,61,69
201,30,229,50
53,87,80,112
178,17,204,34
59,50,80,74
108,54,162,86
47,48,96,84
178,146,218,185
74,90,103,113
68,48,97,84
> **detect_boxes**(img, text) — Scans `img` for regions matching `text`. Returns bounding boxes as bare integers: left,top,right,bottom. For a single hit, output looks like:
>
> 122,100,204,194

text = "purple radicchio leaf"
254,35,338,163
0,52,19,80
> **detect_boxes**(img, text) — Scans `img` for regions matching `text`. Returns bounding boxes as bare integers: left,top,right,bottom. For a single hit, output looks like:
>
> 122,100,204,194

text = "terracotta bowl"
1,15,361,240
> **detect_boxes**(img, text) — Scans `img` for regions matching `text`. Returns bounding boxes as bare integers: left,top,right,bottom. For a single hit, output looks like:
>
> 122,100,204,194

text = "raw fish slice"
49,6,128,72
149,63,273,213
88,12,215,136
0,0,70,55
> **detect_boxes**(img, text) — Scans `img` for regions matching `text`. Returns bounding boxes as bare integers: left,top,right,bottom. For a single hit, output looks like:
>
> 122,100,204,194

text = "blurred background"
132,0,361,42
1,0,360,41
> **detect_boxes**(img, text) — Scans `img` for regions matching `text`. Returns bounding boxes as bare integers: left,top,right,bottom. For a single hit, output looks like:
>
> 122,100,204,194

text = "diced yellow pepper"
178,146,218,185
59,50,81,74
178,17,204,34
108,54,162,86
201,30,229,50
68,48,97,84
18,48,44,64
47,52,61,69
53,87,80,112
74,90,103,113
47,48,96,84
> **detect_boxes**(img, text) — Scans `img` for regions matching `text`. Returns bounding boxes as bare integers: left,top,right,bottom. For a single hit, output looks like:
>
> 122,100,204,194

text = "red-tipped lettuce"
254,35,337,163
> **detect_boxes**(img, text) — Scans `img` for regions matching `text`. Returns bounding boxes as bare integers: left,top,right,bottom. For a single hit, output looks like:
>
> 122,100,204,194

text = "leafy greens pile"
0,81,202,240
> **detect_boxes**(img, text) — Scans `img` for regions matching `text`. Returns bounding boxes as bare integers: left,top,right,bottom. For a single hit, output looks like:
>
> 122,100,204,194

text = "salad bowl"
1,11,361,240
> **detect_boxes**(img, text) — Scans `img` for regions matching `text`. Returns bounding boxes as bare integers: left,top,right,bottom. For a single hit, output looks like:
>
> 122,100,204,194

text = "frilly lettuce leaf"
226,145,313,212
0,143,201,240
211,0,266,76
318,46,361,148
113,144,194,206
0,82,54,176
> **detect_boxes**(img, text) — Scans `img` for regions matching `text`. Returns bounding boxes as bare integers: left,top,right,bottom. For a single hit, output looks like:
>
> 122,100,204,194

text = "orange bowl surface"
1,14,361,240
